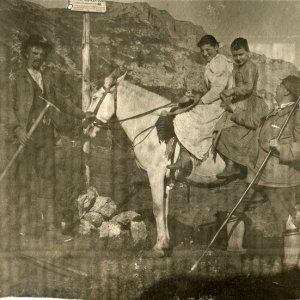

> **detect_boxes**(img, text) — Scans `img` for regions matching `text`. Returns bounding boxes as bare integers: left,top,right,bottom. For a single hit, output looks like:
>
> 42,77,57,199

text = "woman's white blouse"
201,54,233,104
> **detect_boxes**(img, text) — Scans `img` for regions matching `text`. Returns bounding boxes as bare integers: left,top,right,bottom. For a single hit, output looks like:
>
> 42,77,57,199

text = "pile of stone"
77,187,148,247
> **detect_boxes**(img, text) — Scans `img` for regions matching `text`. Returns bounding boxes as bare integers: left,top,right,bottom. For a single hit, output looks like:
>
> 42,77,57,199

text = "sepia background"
0,0,300,299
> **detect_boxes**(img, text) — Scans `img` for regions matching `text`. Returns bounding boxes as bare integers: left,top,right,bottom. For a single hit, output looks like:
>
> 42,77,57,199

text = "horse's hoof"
148,247,173,258
227,247,247,254
142,249,165,258
152,248,166,258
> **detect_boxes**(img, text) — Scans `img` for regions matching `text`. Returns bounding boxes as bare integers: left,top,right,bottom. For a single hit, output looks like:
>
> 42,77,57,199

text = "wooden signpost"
68,0,106,188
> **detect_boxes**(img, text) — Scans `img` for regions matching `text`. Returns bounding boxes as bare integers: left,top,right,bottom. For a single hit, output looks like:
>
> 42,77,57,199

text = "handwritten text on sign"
68,0,106,13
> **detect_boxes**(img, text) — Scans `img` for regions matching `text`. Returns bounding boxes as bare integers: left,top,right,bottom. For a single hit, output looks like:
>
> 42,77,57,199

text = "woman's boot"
167,147,192,171
216,160,240,179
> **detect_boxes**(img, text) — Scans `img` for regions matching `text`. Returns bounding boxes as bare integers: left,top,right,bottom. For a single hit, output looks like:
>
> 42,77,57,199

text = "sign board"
68,0,106,13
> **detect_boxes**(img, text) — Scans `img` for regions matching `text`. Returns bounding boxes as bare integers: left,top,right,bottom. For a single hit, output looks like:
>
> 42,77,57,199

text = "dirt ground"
0,129,298,299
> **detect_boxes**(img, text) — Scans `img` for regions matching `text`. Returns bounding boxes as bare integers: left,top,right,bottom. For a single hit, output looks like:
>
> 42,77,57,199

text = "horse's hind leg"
147,168,169,253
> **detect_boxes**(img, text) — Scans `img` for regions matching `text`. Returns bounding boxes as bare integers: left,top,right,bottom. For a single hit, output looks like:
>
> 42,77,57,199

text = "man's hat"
282,75,300,96
21,34,53,58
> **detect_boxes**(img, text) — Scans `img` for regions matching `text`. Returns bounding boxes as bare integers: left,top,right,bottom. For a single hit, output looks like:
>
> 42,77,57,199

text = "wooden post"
82,13,91,188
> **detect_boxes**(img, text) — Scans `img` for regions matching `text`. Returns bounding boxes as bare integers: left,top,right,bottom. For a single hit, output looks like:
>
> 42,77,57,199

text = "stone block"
111,211,142,226
77,186,99,218
84,212,104,227
91,196,117,219
98,221,122,238
78,219,96,236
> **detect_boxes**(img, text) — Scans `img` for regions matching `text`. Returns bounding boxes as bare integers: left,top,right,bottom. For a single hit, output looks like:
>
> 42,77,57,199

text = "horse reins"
90,75,179,148
93,101,176,125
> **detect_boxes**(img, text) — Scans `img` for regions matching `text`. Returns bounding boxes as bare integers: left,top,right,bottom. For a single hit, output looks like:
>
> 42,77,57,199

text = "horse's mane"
119,80,171,112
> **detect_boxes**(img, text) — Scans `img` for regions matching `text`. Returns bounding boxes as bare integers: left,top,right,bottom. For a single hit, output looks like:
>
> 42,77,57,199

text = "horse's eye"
92,96,97,101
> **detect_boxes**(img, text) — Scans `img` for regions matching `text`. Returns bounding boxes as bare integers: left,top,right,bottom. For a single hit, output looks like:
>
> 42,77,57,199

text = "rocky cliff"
0,0,299,120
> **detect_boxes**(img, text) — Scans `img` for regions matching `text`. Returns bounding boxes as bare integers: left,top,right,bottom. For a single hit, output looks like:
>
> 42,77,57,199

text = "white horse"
86,75,226,256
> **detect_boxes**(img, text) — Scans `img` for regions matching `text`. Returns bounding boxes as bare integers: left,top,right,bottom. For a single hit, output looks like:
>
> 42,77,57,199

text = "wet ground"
0,129,298,299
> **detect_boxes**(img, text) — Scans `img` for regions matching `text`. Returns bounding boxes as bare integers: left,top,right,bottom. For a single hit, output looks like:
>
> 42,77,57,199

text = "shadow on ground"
139,268,300,300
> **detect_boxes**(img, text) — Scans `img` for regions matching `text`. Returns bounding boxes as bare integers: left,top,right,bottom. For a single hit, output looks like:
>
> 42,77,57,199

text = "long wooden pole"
82,13,91,188
0,103,51,184
190,96,300,272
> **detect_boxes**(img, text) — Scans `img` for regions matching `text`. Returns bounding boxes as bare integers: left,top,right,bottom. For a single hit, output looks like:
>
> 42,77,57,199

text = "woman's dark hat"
282,75,300,96
21,34,53,57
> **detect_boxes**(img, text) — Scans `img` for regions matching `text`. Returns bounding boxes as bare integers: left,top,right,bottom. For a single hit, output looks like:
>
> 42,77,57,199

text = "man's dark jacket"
5,68,84,142
247,105,300,187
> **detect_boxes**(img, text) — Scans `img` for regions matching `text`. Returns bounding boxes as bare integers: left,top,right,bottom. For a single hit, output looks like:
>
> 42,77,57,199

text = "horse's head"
92,85,116,122
84,69,127,138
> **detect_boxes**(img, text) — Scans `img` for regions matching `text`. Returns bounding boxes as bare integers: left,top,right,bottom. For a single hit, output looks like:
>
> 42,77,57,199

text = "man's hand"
220,93,235,112
270,139,280,154
185,90,193,98
84,111,96,121
82,111,96,128
15,127,30,146
225,103,235,113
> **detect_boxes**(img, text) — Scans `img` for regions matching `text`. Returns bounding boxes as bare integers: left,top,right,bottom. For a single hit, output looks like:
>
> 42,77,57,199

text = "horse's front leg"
147,167,170,254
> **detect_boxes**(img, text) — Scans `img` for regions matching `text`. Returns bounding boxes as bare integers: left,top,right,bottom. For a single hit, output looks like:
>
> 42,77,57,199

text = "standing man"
5,34,94,242
247,75,300,234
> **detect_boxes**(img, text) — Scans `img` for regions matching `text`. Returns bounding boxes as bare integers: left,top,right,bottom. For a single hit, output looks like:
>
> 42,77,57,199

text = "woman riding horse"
169,35,233,174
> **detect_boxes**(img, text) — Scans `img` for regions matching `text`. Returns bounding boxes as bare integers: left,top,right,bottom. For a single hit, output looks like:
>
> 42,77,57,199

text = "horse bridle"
92,83,175,127
91,79,176,147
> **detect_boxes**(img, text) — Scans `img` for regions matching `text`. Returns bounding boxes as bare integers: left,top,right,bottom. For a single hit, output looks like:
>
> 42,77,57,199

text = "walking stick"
0,97,60,184
190,96,300,272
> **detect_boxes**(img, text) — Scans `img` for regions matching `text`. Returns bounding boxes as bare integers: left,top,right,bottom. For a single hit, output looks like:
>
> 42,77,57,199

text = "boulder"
84,212,104,227
130,221,148,246
90,196,117,219
78,219,96,236
98,221,122,238
111,211,142,226
98,221,131,249
107,230,131,250
77,186,99,217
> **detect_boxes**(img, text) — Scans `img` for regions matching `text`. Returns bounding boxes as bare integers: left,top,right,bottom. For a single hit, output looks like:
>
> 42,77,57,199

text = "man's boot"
283,215,300,270
216,160,241,179
227,215,246,253
17,196,33,249
17,196,31,235
38,196,61,247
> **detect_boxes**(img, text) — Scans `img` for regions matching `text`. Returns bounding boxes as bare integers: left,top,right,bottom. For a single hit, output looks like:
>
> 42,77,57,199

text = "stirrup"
167,160,182,170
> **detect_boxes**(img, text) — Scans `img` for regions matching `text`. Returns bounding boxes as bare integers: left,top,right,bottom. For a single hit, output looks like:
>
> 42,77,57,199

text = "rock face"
1,0,297,130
